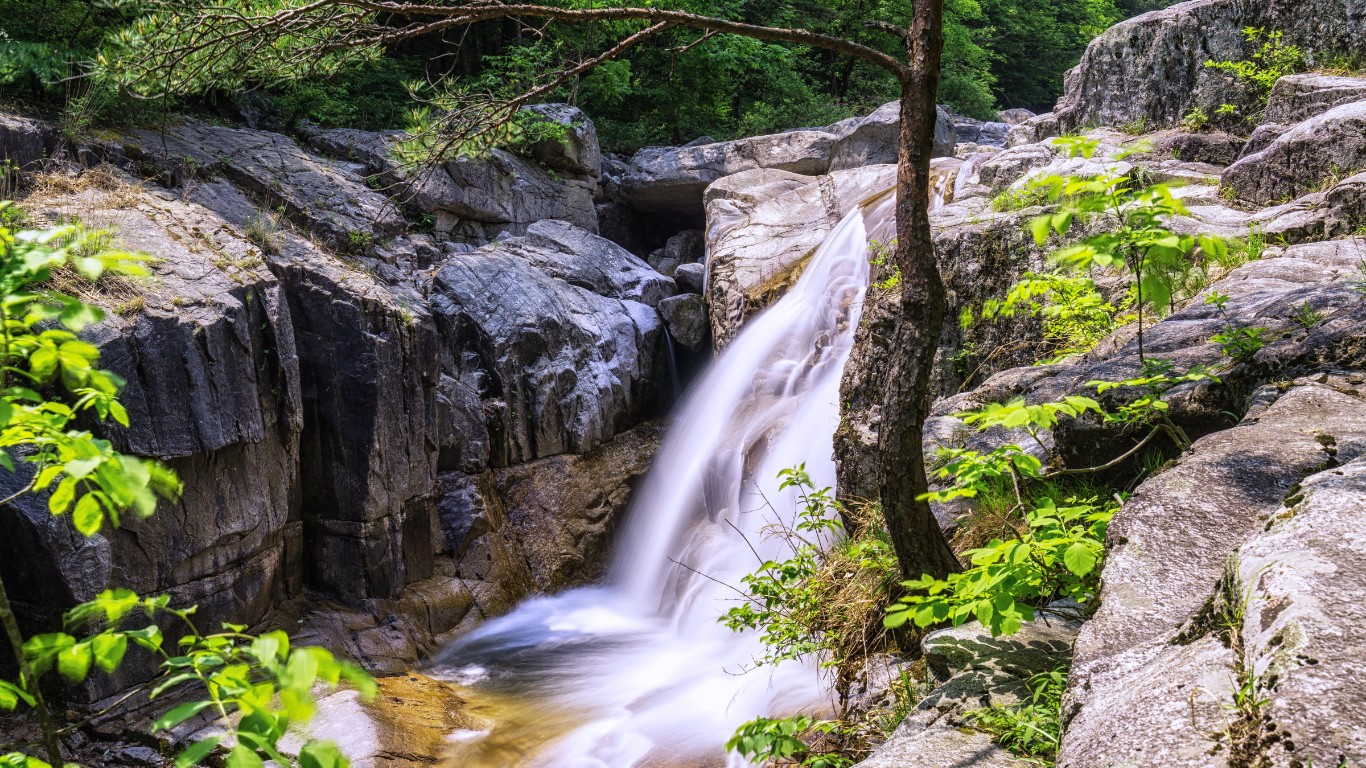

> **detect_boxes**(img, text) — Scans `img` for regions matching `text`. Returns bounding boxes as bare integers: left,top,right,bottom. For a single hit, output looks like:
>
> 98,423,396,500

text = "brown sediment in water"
363,673,483,767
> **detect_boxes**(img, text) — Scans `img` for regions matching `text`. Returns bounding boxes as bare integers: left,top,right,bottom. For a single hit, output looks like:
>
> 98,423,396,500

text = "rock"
854,717,1026,768
923,613,1081,682
947,111,985,144
1325,170,1366,236
524,103,602,177
1223,101,1366,205
827,102,956,172
1005,112,1060,148
1140,129,1246,166
1241,122,1290,158
510,220,675,307
672,262,706,294
997,108,1037,125
431,232,667,464
704,163,898,347
646,228,705,276
621,130,836,216
305,128,598,241
1235,456,1366,767
0,113,52,178
113,121,407,252
1060,382,1366,768
977,143,1056,192
489,422,663,591
1052,0,1366,131
1265,72,1366,125
978,122,1011,147
658,294,709,352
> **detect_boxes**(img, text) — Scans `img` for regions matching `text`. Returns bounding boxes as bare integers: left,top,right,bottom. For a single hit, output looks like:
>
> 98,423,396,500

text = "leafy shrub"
726,716,852,768
1205,28,1307,123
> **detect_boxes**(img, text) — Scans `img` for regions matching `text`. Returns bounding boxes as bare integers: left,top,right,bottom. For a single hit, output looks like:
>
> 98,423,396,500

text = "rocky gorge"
0,0,1364,764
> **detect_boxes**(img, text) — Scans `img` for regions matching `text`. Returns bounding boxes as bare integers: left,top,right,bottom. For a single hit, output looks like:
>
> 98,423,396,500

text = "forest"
3,0,1172,149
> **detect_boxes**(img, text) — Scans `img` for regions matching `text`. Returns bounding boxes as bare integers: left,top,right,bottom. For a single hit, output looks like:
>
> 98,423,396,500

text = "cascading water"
430,189,901,768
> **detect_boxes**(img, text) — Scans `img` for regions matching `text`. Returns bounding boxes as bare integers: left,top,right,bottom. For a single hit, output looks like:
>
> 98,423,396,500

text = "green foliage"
1088,357,1215,451
0,207,371,768
885,494,1116,637
1290,301,1325,329
1204,28,1307,122
726,716,852,768
976,272,1133,363
966,669,1066,762
1203,290,1269,365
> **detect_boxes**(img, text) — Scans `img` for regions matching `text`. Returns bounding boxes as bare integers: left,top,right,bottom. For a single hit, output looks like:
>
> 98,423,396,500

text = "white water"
432,191,900,768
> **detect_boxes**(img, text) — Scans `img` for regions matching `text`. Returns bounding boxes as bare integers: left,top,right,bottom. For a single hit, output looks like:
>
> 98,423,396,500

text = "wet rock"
658,294,709,353
524,103,602,178
1265,72,1366,124
1223,101,1366,205
827,102,956,172
621,130,836,216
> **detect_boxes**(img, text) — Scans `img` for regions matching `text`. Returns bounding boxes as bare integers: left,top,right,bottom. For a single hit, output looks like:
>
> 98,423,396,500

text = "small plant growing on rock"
1204,27,1307,124
966,668,1067,761
244,211,283,255
1205,290,1269,365
1291,301,1326,329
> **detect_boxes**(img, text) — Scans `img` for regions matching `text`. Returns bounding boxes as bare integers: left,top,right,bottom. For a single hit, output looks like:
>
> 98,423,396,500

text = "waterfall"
432,190,900,768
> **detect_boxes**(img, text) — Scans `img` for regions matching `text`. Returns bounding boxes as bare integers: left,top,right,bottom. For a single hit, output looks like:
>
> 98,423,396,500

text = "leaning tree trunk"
876,0,961,583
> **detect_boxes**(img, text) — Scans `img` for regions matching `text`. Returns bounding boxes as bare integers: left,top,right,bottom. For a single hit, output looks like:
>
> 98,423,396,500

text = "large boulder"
620,130,836,217
430,224,668,465
1265,73,1366,124
524,103,602,178
827,102,956,172
1053,0,1366,132
1223,101,1366,204
0,113,52,178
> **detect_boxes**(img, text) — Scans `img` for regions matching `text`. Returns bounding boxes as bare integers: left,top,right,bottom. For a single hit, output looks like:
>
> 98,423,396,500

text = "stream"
427,189,901,768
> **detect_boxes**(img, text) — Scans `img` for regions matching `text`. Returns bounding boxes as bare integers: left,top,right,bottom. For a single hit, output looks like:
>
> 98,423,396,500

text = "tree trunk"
876,0,961,583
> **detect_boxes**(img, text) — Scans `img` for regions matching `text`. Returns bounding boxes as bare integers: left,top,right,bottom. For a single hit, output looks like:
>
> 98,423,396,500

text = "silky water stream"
428,189,905,768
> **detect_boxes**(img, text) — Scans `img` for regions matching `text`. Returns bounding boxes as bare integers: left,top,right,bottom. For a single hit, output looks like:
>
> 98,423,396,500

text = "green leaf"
72,494,105,536
90,633,128,673
57,642,93,683
299,741,350,768
1031,215,1052,245
1063,543,1098,577
48,477,76,515
225,745,264,768
151,699,215,732
174,737,222,768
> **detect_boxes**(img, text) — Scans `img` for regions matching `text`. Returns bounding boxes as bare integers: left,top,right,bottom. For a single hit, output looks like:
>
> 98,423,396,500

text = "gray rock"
854,718,1026,768
646,229,705,276
305,128,598,241
923,614,1080,682
1005,112,1060,148
1325,170,1366,236
1265,72,1366,124
672,262,706,294
431,235,666,464
621,130,836,216
978,122,1011,148
1053,0,1366,132
1060,382,1366,768
1224,101,1366,205
828,102,956,172
1141,128,1246,166
1241,122,1291,158
657,293,709,352
1236,456,1366,767
997,108,1037,125
510,220,675,307
977,143,1056,192
115,121,407,252
0,113,52,177
524,103,602,177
